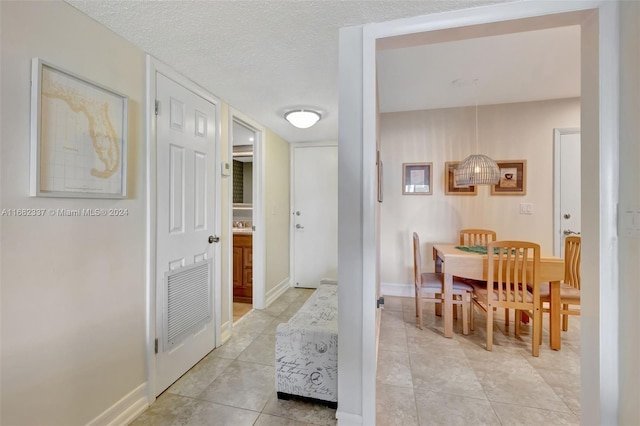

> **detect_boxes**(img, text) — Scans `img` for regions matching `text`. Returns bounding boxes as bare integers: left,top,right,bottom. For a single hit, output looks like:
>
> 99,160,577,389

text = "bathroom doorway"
230,115,264,324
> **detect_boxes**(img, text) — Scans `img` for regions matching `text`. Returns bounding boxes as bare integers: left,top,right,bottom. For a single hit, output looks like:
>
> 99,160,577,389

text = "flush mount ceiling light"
284,109,321,129
453,79,500,187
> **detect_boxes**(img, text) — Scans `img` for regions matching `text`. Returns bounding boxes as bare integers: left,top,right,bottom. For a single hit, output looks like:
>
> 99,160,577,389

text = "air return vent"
163,259,212,349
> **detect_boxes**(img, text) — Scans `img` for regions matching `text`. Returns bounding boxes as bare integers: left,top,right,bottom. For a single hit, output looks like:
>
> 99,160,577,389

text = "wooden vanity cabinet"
233,234,253,303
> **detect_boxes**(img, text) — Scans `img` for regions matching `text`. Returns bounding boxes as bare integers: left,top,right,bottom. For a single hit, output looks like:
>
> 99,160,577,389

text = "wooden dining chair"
413,232,473,334
470,241,542,356
541,236,581,331
458,228,513,326
459,229,497,247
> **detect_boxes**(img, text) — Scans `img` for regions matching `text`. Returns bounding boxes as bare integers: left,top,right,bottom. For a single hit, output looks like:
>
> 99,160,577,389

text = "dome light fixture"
284,109,321,129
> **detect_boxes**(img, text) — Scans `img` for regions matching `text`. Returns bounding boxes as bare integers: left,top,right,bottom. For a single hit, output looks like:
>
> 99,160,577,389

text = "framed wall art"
402,162,432,195
30,58,128,198
491,160,527,195
377,150,383,202
444,161,477,195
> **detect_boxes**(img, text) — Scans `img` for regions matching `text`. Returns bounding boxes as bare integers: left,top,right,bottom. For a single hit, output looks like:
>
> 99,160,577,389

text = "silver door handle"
563,229,581,236
296,224,304,229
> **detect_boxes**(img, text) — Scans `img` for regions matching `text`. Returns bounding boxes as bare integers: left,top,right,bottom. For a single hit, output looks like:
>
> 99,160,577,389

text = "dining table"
432,243,566,350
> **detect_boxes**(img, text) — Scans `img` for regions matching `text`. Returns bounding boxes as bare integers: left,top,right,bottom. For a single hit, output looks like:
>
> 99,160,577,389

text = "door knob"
296,224,304,229
208,235,220,243
563,229,580,236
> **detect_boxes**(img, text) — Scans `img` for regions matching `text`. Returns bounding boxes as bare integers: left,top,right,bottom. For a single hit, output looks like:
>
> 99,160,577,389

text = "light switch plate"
519,203,533,215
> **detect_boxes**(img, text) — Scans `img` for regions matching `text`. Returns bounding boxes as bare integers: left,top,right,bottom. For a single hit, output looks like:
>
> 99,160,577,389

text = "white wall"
0,2,146,424
264,129,291,295
618,1,640,422
379,98,580,290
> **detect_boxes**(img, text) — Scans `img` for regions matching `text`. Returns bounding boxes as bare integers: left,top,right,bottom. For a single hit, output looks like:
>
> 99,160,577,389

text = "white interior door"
292,145,338,288
554,128,581,257
155,73,217,395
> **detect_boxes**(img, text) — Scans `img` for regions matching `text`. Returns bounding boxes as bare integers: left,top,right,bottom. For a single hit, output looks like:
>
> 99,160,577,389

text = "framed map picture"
30,58,128,198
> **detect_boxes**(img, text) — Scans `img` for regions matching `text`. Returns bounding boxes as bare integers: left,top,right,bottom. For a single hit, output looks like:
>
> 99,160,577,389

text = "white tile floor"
377,296,581,426
130,289,580,425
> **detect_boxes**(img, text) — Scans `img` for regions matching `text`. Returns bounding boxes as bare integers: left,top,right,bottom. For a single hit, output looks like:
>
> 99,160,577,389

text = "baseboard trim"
336,410,363,426
380,282,414,298
266,277,290,307
87,382,148,426
220,320,232,344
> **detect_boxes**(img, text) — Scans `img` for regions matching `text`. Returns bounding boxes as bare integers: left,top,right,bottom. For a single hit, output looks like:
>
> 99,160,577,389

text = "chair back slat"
564,236,581,290
487,241,540,306
459,229,497,247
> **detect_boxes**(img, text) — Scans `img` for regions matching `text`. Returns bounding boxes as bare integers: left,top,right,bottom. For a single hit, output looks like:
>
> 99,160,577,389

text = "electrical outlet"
519,203,533,215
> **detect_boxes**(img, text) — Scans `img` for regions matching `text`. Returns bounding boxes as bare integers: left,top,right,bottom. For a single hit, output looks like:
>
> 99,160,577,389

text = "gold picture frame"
444,161,477,195
491,160,527,195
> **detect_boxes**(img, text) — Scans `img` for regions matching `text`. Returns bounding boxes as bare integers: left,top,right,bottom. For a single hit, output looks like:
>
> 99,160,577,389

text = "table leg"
444,272,453,338
549,280,561,350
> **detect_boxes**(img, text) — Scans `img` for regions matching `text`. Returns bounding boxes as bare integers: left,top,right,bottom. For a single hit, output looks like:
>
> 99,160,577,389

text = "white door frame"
145,56,222,403
339,1,619,424
228,109,266,311
289,141,338,287
553,127,581,256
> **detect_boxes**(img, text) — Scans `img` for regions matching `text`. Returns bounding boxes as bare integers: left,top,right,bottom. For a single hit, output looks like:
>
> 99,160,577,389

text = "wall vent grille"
163,259,212,349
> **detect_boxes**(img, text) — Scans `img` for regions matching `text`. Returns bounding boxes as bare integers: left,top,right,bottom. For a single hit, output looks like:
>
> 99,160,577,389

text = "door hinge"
377,296,385,309
155,100,159,116
154,338,159,354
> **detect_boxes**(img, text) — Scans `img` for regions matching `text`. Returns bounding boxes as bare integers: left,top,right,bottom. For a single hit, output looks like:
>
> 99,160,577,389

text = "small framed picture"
444,161,477,195
402,162,432,195
491,160,527,195
377,150,383,203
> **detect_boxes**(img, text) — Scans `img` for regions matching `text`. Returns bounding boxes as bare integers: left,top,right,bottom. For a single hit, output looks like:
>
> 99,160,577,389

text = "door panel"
292,145,338,288
554,129,581,257
156,73,217,395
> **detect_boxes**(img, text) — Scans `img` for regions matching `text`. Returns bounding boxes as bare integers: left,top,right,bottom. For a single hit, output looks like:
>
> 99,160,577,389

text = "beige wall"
1,2,146,424
264,129,290,294
618,1,640,422
379,98,580,288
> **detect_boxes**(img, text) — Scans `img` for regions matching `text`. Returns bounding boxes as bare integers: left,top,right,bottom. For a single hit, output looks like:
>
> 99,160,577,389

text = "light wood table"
432,244,565,349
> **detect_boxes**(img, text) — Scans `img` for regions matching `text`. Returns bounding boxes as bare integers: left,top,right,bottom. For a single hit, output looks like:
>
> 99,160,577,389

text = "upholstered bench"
275,280,338,408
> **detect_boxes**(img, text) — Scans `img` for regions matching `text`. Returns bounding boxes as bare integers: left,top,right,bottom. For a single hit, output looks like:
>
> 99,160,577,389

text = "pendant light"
454,79,500,186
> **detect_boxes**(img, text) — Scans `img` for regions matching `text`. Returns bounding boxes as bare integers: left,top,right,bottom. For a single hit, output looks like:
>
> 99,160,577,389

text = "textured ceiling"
62,0,583,144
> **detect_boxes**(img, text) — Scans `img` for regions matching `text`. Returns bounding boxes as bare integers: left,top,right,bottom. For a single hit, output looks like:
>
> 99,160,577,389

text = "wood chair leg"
416,294,423,330
462,294,469,335
486,305,493,351
453,295,459,319
470,299,475,331
532,308,541,357
514,309,521,335
504,308,510,327
562,304,569,331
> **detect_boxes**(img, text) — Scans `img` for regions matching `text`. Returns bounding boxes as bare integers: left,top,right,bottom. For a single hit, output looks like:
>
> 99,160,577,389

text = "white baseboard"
380,282,414,298
336,410,362,426
220,320,232,344
87,382,148,426
266,277,290,307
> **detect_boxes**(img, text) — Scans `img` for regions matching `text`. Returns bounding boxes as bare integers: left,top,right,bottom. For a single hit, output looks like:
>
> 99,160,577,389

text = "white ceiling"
65,0,580,144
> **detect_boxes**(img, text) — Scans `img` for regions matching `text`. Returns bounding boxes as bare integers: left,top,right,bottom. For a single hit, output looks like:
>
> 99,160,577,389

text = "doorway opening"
229,112,265,326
